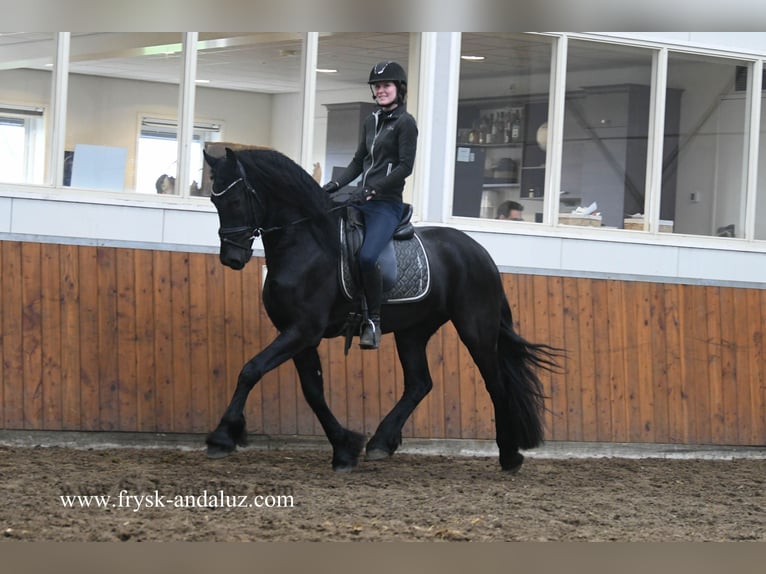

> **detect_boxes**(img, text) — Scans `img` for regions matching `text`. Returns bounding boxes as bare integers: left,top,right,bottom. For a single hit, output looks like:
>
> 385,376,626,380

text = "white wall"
64,74,274,190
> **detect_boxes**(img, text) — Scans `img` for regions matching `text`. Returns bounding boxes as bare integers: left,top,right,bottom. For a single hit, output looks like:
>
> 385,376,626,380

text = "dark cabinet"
453,99,527,218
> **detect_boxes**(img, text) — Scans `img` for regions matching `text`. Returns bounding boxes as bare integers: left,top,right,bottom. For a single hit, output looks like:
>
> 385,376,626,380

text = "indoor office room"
450,34,766,241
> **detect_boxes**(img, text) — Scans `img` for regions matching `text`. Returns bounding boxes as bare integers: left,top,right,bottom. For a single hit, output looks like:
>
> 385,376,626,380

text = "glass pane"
0,32,53,185
66,33,182,193
560,40,653,229
453,33,554,221
311,33,414,194
194,33,304,196
757,88,766,240
664,53,750,237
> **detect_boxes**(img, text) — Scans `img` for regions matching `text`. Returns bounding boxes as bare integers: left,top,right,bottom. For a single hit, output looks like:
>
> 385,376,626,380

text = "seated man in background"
496,200,524,221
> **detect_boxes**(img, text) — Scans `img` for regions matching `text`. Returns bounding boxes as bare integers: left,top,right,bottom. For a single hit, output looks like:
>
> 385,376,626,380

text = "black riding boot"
359,267,383,350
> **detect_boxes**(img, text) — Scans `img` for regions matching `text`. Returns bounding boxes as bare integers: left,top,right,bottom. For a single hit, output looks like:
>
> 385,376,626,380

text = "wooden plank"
577,277,598,441
440,322,462,439
187,253,210,432
362,333,383,436
681,285,705,444
427,327,446,439
59,244,81,430
755,290,766,445
169,252,192,431
732,288,752,445
41,245,63,429
606,279,628,443
205,254,228,432
277,360,299,436
457,332,478,439
2,242,24,429
690,286,712,444
78,246,100,430
257,266,283,436
530,275,555,440
514,275,534,350
621,281,641,442
115,248,138,431
590,279,612,442
239,261,262,433
561,276,582,441
746,289,765,445
153,250,174,431
504,273,521,333
635,281,655,442
649,282,669,443
326,337,349,430
21,243,43,429
376,327,399,437
228,267,252,433
344,339,365,436
545,276,567,441
0,242,3,429
96,247,119,430
715,286,734,444
663,283,684,443
134,249,157,432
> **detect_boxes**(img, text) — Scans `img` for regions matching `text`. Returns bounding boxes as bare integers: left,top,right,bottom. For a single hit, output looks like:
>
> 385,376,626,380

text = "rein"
213,159,356,247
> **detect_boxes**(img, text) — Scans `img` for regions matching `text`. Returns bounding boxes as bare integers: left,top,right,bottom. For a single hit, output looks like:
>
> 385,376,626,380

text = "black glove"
322,181,340,193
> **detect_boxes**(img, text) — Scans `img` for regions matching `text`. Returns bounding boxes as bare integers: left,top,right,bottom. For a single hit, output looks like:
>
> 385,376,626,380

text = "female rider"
323,61,418,350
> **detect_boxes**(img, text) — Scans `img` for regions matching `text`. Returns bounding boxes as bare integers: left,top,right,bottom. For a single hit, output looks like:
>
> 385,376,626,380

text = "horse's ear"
225,147,237,161
202,150,217,168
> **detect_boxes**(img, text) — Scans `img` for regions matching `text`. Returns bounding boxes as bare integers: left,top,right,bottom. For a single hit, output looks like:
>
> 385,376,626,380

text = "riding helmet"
368,60,408,104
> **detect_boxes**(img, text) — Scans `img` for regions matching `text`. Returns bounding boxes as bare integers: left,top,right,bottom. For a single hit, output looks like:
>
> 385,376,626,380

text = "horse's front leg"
293,347,365,471
206,329,305,459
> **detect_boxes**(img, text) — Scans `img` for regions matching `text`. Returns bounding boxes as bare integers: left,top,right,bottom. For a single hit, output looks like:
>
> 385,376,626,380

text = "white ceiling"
0,32,643,95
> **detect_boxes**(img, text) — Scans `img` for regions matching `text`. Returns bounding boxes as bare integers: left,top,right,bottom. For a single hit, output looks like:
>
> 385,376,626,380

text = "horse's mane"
237,149,330,218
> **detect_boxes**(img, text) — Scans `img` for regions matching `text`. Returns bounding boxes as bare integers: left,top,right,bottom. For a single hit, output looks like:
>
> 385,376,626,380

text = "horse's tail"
497,299,562,450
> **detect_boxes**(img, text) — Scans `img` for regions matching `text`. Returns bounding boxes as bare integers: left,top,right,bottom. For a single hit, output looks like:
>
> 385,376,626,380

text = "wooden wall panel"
1,240,764,448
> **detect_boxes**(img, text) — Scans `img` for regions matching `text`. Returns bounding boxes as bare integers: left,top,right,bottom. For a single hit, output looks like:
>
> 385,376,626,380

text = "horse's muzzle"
220,246,252,270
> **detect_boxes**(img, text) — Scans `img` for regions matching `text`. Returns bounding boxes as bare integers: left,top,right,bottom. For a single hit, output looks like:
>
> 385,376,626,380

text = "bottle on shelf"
511,110,521,143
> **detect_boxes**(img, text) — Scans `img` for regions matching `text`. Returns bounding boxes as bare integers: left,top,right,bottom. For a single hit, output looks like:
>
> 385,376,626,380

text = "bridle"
211,159,267,252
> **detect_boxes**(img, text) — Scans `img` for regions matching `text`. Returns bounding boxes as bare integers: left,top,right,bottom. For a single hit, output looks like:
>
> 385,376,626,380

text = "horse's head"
203,147,260,270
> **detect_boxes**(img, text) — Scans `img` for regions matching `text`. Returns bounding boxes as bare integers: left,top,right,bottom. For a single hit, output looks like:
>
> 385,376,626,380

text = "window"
664,53,751,238
0,107,45,184
452,33,554,222
0,31,53,185
136,117,221,195
560,40,655,230
66,33,184,193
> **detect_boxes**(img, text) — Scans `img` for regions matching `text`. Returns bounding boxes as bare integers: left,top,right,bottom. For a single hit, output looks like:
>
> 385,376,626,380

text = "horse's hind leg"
452,313,524,473
365,326,439,460
293,347,365,472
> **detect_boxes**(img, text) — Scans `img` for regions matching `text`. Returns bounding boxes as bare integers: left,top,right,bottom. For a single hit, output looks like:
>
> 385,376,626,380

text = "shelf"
457,143,523,149
483,182,519,189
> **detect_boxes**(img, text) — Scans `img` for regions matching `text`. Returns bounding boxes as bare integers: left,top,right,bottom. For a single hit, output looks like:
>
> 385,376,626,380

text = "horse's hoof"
500,451,524,474
206,444,235,459
365,448,391,461
332,464,355,473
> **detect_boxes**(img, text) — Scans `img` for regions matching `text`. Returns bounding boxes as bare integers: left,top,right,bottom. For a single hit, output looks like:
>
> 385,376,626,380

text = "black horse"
203,147,559,473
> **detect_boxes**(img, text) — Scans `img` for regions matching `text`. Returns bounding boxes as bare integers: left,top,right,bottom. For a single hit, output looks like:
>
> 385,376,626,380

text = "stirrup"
359,316,380,350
